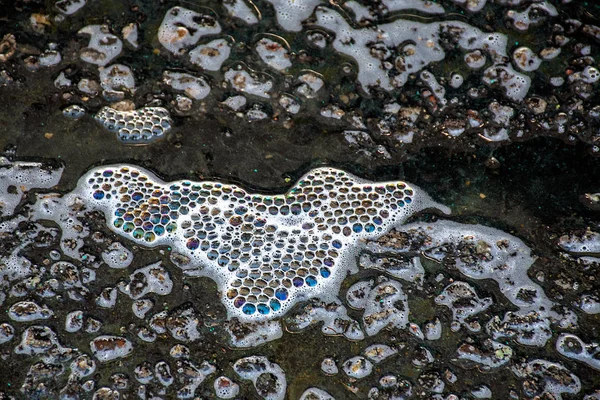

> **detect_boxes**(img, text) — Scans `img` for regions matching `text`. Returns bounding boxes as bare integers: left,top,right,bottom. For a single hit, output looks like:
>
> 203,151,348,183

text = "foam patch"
48,165,447,322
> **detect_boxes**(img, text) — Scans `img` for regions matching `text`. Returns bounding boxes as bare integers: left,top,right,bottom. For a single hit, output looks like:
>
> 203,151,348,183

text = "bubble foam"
29,165,448,323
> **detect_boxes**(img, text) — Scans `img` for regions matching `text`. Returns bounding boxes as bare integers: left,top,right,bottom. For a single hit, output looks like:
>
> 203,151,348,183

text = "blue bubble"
270,299,281,311
93,190,104,200
242,303,256,315
332,240,342,249
275,288,288,301
186,238,199,250
293,277,304,287
405,197,412,204
306,276,317,286
102,170,113,177
320,267,331,278
257,303,270,315
132,192,144,201
365,224,375,233
352,223,363,233
153,225,165,236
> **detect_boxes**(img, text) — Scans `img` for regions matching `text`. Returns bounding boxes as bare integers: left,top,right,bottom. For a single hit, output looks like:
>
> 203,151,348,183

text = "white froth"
512,359,581,399
56,164,448,323
314,7,529,101
101,241,133,269
556,333,600,371
285,299,364,340
158,7,221,55
132,298,154,319
300,388,335,400
163,71,211,100
223,0,259,24
8,300,53,322
435,281,493,331
383,0,444,14
55,0,86,15
90,335,133,362
513,47,542,72
99,64,136,98
0,158,63,217
78,25,122,66
255,37,292,71
368,220,577,346
225,319,283,347
342,356,373,379
233,356,286,400
364,344,397,363
224,67,273,98
214,376,240,399
119,262,173,299
189,39,232,71
263,0,322,32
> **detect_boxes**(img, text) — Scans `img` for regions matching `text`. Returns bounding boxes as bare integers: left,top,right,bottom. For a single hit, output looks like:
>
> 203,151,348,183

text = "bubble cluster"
94,106,173,144
71,165,447,321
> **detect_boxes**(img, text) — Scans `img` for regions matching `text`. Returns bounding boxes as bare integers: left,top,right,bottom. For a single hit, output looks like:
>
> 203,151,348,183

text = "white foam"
285,299,364,340
101,241,133,269
556,333,600,371
435,281,492,331
342,356,373,379
95,286,117,308
263,0,322,32
368,220,576,346
0,323,14,344
132,298,154,319
90,335,133,362
55,0,86,15
361,278,409,336
158,7,221,55
99,64,136,98
225,318,283,347
512,359,581,399
50,164,448,323
320,358,338,375
233,356,286,400
363,344,397,363
255,37,292,71
0,158,63,217
300,388,335,399
78,25,122,66
314,7,529,101
119,261,173,299
456,339,512,369
225,66,273,98
223,0,259,24
8,300,53,322
513,47,542,72
559,229,600,254
163,71,211,100
214,376,240,399
189,39,231,71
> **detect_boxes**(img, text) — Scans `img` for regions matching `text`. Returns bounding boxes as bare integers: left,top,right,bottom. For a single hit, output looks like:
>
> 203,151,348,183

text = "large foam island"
31,165,449,321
